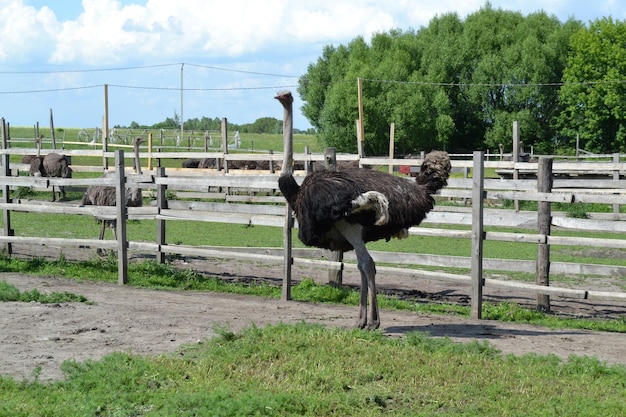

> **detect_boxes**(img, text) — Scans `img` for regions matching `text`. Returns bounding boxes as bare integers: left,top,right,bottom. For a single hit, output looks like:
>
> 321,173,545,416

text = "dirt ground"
1,244,626,382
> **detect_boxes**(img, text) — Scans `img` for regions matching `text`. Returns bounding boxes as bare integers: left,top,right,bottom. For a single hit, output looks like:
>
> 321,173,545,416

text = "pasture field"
5,126,319,153
6,126,320,174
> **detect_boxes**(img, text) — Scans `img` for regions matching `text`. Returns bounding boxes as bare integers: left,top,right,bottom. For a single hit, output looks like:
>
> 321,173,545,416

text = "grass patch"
0,280,89,303
1,323,625,416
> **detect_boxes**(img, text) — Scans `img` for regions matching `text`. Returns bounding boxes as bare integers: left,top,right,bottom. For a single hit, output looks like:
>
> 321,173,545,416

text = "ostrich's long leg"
335,220,379,329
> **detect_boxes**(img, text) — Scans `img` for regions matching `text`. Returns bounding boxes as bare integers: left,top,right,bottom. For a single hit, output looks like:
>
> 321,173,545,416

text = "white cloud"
0,0,60,62
4,0,496,67
3,0,624,69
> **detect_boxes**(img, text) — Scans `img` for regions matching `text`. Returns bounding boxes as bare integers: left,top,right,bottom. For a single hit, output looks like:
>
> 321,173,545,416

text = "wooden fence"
1,146,626,319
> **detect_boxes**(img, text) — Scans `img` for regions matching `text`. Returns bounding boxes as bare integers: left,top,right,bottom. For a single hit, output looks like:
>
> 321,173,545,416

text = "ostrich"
81,137,144,253
24,136,72,201
276,90,451,329
182,158,200,168
182,158,216,169
43,152,73,201
22,136,46,177
198,158,215,169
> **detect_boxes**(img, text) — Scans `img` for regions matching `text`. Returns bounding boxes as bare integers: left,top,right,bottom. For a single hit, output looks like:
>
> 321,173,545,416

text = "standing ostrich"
22,136,45,177
23,154,45,176
82,137,144,251
24,136,72,201
43,152,73,201
276,90,451,329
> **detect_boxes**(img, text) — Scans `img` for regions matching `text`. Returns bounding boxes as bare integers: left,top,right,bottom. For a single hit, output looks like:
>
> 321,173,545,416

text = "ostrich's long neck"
281,101,293,175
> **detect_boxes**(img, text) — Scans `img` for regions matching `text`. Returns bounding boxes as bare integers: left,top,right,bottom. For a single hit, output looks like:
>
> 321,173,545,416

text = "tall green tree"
297,4,582,155
558,17,626,153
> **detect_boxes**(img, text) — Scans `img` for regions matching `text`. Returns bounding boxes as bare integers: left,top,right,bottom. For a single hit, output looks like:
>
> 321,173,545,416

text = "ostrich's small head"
275,90,293,106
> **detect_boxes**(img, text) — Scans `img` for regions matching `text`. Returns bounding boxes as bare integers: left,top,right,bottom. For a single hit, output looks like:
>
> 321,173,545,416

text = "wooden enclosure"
1,138,626,318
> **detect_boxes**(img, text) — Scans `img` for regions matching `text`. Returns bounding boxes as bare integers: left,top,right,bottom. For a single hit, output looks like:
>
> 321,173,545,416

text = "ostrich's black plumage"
279,155,450,252
275,89,451,329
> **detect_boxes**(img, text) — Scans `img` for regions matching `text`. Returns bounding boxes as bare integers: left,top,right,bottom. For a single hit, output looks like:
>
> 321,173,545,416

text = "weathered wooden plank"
156,175,281,189
226,195,284,204
165,200,284,216
157,209,284,227
485,278,587,299
548,235,626,249
552,216,626,232
551,261,626,276
0,235,117,249
587,290,626,302
171,191,227,200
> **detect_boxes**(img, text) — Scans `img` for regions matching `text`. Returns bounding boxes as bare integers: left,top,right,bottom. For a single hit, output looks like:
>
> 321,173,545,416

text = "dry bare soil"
1,245,626,382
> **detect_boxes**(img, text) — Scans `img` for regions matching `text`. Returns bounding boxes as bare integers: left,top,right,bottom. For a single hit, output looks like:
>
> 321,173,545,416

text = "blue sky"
1,0,625,132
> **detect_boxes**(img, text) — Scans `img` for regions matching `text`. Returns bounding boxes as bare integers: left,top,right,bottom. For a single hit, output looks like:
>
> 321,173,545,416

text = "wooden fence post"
148,133,153,171
221,118,228,173
1,118,12,255
115,150,129,285
512,121,520,212
269,150,275,173
471,151,485,319
103,85,109,170
324,147,344,286
156,167,167,264
49,108,56,150
388,123,395,174
305,146,312,174
613,153,620,218
536,157,553,311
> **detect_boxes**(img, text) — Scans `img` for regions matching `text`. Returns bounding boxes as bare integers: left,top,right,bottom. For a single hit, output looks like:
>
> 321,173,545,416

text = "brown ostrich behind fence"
81,137,144,254
43,152,73,201
22,154,46,177
198,158,216,169
23,136,72,201
182,158,200,168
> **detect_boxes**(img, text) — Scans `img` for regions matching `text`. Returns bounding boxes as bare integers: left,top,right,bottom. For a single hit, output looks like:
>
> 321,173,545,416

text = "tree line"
125,113,315,135
297,3,626,156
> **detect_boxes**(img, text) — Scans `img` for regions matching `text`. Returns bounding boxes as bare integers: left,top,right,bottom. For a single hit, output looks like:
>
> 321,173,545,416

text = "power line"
0,85,102,94
0,63,180,74
186,63,300,78
0,62,300,78
2,76,625,95
107,83,299,91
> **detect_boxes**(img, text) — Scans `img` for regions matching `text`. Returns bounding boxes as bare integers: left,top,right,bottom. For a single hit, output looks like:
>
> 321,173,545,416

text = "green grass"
0,279,89,303
1,322,625,416
9,126,319,152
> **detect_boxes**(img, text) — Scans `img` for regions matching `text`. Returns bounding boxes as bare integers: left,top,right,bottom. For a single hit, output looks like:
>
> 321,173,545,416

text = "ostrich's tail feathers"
278,174,300,207
350,191,390,226
416,150,451,194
